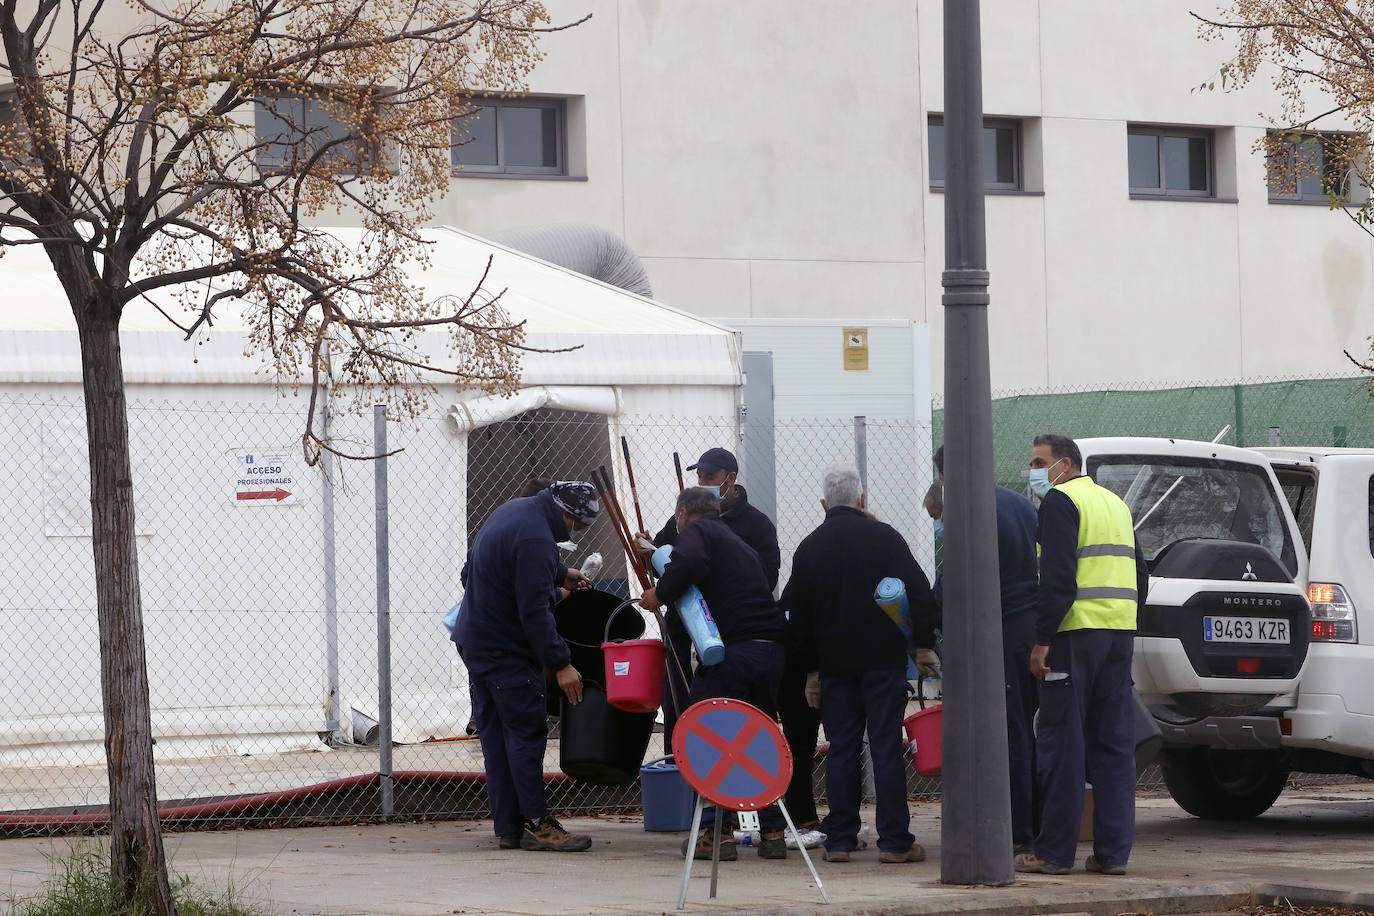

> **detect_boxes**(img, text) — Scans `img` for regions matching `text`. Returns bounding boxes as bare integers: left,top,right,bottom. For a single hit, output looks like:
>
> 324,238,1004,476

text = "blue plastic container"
640,756,696,832
650,545,725,666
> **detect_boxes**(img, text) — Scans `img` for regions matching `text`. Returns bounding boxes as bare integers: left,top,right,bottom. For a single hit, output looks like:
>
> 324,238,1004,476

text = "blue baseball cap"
687,447,738,474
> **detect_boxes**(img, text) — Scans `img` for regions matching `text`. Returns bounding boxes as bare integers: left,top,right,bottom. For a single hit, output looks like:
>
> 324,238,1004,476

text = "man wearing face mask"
1015,435,1148,877
640,487,789,861
637,447,780,752
455,481,598,853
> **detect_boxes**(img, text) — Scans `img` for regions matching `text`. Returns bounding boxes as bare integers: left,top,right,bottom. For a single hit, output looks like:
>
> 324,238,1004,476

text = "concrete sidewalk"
3,784,1373,916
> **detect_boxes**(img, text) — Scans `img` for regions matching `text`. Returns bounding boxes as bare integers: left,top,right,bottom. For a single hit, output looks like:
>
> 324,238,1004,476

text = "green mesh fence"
935,375,1374,492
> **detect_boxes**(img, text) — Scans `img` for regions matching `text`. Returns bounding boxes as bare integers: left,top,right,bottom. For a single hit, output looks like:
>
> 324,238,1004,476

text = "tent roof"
0,227,741,388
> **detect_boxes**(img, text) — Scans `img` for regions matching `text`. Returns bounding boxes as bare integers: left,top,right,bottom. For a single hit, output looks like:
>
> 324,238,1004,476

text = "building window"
1127,126,1212,197
254,92,377,172
927,116,1020,191
1267,132,1356,203
452,97,564,176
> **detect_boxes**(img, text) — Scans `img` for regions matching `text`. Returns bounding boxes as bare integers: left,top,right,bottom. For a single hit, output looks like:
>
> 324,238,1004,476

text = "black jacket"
653,484,780,590
1035,481,1150,645
455,491,571,678
781,505,937,674
655,517,785,645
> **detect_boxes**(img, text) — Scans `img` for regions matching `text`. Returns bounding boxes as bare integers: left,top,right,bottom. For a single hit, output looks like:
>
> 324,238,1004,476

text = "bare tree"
0,0,583,910
1196,1,1374,372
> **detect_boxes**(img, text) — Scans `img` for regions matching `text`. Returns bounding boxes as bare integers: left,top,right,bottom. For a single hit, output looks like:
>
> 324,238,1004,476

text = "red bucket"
601,603,666,713
903,705,942,777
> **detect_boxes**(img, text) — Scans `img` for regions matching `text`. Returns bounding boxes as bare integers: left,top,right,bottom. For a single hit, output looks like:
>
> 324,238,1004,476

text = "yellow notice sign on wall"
843,327,869,371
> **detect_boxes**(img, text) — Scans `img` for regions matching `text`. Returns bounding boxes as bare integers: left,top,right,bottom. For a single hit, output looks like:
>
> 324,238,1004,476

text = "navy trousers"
818,668,914,855
1003,611,1040,848
777,658,821,826
691,640,786,835
1034,628,1135,870
661,627,694,754
466,662,549,837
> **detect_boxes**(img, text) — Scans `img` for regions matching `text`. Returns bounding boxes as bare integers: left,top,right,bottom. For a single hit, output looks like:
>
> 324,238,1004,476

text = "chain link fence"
5,372,1365,831
0,392,941,831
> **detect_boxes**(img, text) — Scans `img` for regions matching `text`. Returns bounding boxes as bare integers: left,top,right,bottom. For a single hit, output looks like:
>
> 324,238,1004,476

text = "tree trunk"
76,311,178,916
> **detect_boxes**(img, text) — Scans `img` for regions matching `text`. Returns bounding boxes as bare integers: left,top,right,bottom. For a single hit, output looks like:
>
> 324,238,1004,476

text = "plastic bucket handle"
603,598,646,645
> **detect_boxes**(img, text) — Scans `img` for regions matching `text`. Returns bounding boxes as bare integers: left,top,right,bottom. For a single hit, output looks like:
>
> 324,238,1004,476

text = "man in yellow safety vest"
1014,434,1148,877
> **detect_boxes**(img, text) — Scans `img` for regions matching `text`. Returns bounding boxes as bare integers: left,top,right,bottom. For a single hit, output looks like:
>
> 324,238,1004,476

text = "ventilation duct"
488,224,653,298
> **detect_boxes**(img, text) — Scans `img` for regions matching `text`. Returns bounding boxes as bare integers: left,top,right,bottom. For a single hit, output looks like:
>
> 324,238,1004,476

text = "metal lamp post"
939,0,1014,886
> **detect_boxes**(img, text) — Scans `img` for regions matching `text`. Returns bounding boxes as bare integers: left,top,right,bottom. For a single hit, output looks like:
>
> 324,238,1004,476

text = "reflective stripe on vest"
1057,476,1138,632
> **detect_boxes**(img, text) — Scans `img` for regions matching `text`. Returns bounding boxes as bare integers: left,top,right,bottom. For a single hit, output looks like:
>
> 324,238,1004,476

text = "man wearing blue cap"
456,480,599,853
638,447,781,753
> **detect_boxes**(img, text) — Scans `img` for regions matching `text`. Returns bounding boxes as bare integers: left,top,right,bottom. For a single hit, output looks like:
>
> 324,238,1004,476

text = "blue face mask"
1028,459,1064,499
567,526,584,543
933,519,944,538
699,485,721,499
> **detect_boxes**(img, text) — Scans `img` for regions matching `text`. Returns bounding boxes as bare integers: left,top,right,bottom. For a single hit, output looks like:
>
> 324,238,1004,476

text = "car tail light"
1307,581,1357,643
1236,658,1261,674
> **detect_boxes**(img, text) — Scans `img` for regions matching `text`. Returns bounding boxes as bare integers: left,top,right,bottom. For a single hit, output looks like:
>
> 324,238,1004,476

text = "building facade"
409,0,1372,394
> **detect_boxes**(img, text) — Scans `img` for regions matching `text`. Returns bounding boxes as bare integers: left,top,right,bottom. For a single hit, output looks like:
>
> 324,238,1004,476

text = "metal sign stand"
672,698,829,908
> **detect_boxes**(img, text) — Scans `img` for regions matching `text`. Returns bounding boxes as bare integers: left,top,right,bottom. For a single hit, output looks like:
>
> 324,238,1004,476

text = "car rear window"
1088,454,1298,577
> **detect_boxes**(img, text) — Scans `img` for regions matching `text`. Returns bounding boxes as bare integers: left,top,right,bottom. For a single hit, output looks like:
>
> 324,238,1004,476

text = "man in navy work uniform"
782,463,937,864
455,481,599,853
637,447,780,753
640,487,790,862
933,445,1041,854
1014,434,1148,876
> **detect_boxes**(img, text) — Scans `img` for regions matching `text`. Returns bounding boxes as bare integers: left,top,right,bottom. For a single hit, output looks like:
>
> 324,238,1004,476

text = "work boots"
519,814,592,852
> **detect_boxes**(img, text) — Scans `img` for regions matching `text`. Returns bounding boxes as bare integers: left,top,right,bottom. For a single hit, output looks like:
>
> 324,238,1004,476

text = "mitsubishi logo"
1242,562,1258,581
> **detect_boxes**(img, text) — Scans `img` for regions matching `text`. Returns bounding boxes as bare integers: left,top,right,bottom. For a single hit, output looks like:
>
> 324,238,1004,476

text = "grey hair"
821,463,864,508
676,487,722,519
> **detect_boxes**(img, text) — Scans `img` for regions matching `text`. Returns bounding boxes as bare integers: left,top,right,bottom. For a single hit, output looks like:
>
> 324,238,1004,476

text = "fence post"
854,416,868,491
1232,384,1245,447
322,393,341,741
374,403,395,817
1269,426,1282,447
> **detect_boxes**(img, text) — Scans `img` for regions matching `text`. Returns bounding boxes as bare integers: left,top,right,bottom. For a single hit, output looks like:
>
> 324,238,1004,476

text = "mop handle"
591,468,649,590
621,436,647,534
597,466,651,588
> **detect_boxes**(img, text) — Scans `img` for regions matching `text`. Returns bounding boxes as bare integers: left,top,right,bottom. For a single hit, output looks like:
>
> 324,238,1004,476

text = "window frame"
253,90,380,175
1126,125,1214,199
927,115,1022,192
451,96,566,177
1267,131,1356,204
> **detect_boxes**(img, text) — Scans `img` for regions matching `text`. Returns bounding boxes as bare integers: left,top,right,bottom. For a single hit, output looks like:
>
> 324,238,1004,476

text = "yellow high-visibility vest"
1055,475,1138,632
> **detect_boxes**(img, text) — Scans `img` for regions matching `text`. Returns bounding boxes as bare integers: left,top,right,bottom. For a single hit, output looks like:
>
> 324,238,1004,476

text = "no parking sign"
671,698,792,810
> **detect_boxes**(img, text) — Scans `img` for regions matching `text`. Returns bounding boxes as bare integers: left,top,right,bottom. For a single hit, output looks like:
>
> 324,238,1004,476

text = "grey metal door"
740,351,777,526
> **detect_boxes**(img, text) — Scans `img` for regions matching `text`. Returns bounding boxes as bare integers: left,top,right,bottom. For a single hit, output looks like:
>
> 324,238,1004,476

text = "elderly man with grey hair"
781,463,938,864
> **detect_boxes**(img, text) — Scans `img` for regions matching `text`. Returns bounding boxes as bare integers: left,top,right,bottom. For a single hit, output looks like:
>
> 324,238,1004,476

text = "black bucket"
559,683,656,786
546,590,646,714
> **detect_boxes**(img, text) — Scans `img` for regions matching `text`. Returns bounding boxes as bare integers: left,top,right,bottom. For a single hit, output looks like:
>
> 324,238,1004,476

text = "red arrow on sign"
236,488,291,502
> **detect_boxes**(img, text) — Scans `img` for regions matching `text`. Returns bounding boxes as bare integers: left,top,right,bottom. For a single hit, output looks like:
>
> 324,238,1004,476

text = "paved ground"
2,783,1373,916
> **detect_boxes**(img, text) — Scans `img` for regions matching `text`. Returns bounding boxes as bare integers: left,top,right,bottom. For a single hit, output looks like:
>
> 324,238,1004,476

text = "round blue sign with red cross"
672,698,792,810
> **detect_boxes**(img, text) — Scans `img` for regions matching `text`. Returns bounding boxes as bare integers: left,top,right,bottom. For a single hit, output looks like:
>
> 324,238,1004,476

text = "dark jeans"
465,660,549,837
661,628,694,754
1003,611,1040,848
818,668,914,855
777,659,821,826
690,639,786,835
1034,628,1136,870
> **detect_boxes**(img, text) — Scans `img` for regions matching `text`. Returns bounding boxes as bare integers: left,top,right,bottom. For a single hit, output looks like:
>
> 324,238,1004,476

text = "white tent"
0,227,741,763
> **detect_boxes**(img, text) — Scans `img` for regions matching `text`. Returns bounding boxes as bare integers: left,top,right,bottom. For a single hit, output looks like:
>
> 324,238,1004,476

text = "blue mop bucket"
640,755,696,831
